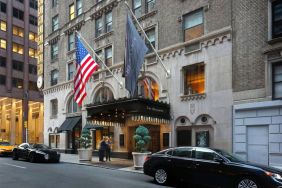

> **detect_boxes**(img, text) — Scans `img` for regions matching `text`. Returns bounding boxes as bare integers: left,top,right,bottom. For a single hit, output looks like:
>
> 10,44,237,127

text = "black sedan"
12,143,60,163
143,147,282,188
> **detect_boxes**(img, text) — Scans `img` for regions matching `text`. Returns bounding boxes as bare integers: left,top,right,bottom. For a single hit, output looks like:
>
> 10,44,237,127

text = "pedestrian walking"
98,136,107,162
106,137,112,161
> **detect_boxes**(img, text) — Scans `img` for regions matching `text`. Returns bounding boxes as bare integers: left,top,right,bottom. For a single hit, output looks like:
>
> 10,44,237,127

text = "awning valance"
58,116,81,132
84,124,104,130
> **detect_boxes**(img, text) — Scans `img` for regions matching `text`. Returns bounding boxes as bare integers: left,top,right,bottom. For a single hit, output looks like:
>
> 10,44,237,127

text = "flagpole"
75,31,123,88
123,1,171,78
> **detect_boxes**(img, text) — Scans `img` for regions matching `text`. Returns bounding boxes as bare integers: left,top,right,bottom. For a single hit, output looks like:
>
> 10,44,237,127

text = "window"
51,42,58,60
12,60,24,72
0,57,6,67
94,87,114,103
0,39,6,49
272,1,282,38
0,20,6,31
13,8,24,20
51,69,58,86
29,32,37,42
163,133,169,148
273,63,282,99
183,63,205,95
105,11,112,33
195,148,215,161
12,43,24,54
52,15,59,32
119,134,125,147
0,2,6,13
68,63,75,80
0,75,5,85
50,99,58,117
67,95,81,113
29,48,37,58
105,46,113,67
12,78,23,88
29,15,38,26
68,33,75,51
13,26,24,37
146,0,155,13
29,0,38,10
95,17,103,37
69,4,75,20
133,0,142,18
184,9,204,41
137,77,159,101
52,0,58,7
29,64,37,75
172,148,192,158
196,131,209,147
29,81,37,91
145,28,155,53
76,0,82,16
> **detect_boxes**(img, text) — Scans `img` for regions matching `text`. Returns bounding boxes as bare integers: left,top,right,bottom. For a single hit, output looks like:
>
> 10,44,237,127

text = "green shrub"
79,128,92,149
133,126,151,152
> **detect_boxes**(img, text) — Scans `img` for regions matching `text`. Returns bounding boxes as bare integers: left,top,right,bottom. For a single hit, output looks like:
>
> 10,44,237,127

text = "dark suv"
143,147,282,188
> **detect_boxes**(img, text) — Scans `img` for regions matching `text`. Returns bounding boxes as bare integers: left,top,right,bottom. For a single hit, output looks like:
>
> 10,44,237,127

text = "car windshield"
0,142,10,146
214,149,244,163
32,144,50,149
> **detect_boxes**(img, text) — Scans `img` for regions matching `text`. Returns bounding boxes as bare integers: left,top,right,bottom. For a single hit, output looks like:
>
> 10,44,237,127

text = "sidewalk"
60,153,143,173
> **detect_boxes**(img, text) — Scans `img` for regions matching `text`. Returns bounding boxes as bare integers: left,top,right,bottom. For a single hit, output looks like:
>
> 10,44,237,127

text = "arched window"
137,77,159,101
94,87,114,103
67,95,81,114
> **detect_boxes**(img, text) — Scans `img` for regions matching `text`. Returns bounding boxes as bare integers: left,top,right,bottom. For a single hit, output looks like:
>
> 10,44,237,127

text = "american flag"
143,77,155,100
74,35,99,105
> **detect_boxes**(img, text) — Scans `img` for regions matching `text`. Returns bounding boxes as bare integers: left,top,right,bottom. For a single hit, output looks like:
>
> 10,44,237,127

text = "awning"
58,116,81,132
84,124,104,130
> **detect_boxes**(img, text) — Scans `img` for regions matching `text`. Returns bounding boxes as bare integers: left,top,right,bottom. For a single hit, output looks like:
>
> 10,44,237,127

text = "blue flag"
125,15,148,97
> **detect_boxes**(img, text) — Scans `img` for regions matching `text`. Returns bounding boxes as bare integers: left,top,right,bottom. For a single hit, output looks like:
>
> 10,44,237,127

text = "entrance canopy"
86,98,170,123
84,123,104,130
58,116,81,132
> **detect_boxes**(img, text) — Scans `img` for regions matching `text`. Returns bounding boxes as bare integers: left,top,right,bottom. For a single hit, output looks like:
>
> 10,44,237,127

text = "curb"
61,161,144,174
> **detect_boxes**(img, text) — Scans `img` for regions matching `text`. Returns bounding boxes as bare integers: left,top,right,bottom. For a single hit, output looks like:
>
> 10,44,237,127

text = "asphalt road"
0,157,175,188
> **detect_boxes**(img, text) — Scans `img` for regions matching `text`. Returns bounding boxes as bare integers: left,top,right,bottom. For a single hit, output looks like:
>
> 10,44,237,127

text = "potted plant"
132,125,151,169
78,128,92,161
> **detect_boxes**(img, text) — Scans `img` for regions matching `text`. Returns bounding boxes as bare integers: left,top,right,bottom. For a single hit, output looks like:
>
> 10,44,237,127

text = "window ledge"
67,49,76,55
51,58,58,63
137,10,158,22
50,115,58,119
94,31,114,42
268,37,282,45
180,93,206,101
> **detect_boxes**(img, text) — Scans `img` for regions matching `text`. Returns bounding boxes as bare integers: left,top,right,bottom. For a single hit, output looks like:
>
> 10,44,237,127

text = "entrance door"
147,126,160,153
177,130,191,146
247,126,269,165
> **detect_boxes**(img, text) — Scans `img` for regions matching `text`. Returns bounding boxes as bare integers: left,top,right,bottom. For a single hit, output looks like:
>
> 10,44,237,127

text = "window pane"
69,4,75,20
184,63,205,95
172,148,192,158
184,10,203,29
195,150,215,161
134,0,141,8
68,63,75,80
274,82,282,98
76,0,82,16
0,21,6,31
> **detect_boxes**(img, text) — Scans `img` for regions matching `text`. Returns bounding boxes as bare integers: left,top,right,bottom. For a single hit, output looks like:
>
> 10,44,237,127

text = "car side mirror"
214,157,224,163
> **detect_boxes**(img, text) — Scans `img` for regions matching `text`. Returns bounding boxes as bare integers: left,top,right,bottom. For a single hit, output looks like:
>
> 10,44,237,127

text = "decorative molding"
64,20,86,35
136,10,158,22
43,81,73,95
48,35,60,45
180,93,206,101
94,31,114,42
91,0,118,19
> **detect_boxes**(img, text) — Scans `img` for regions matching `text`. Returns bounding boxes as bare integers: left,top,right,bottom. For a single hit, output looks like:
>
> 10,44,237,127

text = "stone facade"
43,0,233,154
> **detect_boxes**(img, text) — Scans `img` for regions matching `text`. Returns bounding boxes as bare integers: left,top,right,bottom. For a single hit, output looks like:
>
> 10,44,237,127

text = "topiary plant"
79,128,92,149
133,125,151,153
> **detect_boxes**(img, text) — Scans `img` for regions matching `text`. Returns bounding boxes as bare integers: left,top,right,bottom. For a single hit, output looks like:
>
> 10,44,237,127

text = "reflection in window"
94,87,114,104
137,77,159,101
95,17,103,37
105,46,112,67
146,0,155,13
184,63,205,95
183,9,203,41
105,11,112,33
133,0,142,18
272,1,282,38
273,63,282,99
145,28,155,53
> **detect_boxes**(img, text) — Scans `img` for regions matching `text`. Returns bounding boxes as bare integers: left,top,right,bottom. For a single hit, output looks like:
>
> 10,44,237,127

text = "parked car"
0,141,15,156
12,143,60,163
143,147,282,188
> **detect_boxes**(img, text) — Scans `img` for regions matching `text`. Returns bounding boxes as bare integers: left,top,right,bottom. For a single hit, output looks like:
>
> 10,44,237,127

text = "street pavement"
0,157,175,188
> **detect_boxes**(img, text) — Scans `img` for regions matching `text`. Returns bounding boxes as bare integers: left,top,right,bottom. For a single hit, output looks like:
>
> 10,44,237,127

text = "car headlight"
265,171,282,180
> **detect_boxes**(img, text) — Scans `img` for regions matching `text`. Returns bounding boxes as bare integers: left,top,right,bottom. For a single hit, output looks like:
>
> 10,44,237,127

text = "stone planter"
78,148,93,161
132,152,151,170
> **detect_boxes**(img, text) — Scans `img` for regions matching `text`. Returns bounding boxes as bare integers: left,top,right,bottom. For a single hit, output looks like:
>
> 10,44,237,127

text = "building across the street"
232,0,282,168
42,0,233,157
0,0,43,145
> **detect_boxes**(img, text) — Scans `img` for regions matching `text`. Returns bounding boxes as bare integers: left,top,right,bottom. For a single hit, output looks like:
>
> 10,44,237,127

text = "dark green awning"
58,116,81,132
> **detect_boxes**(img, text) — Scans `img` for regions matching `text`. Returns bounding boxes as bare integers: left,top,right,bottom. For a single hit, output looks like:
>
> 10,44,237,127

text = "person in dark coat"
105,137,112,161
99,137,107,162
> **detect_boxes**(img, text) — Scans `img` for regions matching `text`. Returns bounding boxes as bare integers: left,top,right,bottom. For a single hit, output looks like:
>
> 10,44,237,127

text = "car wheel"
12,151,18,160
29,153,36,163
154,168,169,185
236,177,259,188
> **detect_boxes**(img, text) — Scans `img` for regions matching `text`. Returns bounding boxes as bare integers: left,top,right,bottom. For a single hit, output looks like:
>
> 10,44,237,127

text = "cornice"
91,0,118,19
